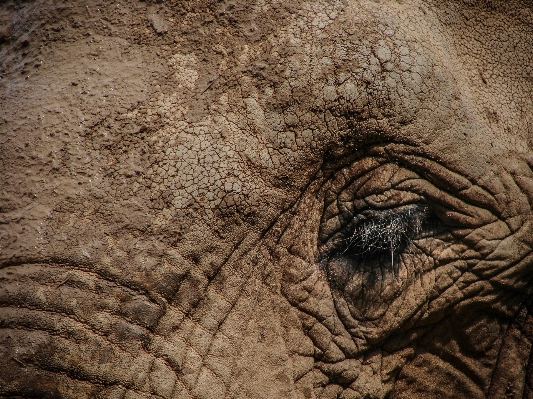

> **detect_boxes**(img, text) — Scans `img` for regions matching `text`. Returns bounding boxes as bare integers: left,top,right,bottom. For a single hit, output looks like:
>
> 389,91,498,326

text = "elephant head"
1,0,533,398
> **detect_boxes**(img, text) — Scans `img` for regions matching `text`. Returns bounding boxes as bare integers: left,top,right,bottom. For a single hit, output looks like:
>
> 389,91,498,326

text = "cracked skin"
1,0,533,398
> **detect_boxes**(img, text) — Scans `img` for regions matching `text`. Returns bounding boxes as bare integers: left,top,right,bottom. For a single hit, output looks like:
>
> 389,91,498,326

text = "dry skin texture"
1,0,533,398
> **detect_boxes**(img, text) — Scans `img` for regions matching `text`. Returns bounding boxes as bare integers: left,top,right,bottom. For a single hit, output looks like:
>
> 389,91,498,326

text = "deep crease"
486,299,532,397
0,258,166,319
0,264,165,330
0,323,178,392
0,336,167,399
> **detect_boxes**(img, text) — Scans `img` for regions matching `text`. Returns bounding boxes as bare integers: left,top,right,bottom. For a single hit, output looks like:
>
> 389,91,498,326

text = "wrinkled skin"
1,0,533,398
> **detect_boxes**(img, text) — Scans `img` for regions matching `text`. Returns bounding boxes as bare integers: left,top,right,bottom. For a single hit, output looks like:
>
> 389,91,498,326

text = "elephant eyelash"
333,204,432,264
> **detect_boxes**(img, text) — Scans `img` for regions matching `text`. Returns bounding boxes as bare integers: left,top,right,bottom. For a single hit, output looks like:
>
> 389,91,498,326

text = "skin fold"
1,0,532,397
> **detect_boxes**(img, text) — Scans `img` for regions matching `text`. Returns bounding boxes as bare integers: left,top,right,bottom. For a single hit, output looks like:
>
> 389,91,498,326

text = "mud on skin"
1,0,533,398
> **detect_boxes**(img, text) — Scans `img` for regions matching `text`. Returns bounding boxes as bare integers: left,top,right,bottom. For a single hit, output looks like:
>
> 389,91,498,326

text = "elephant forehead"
140,1,468,225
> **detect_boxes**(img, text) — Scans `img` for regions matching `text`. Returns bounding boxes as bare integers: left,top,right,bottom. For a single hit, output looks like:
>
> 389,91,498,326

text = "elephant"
1,0,533,397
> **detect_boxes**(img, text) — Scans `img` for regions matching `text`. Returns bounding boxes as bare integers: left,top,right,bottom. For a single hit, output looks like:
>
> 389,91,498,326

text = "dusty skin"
1,0,533,398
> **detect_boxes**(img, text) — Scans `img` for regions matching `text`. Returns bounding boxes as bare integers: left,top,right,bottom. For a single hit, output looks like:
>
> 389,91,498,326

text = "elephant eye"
341,204,429,260
320,204,438,266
